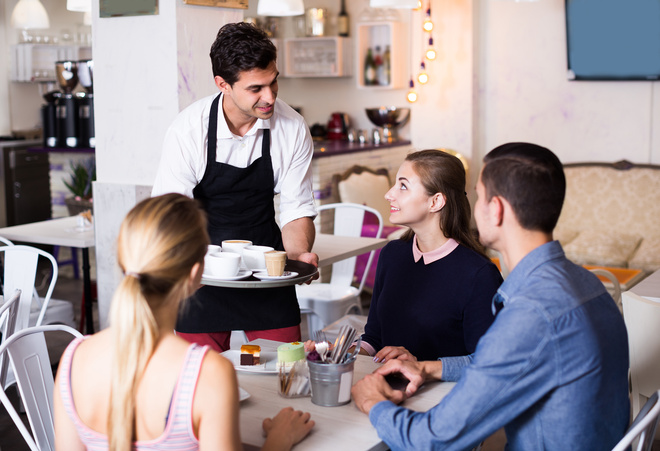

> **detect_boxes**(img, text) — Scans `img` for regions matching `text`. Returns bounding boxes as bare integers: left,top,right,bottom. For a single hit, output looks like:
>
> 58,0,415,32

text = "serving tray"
200,259,317,288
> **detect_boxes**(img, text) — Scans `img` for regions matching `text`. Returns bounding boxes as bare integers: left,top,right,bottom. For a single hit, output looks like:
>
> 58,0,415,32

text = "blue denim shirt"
369,241,630,450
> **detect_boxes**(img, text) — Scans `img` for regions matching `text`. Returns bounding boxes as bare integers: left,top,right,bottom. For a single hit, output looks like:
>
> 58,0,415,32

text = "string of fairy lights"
407,1,436,103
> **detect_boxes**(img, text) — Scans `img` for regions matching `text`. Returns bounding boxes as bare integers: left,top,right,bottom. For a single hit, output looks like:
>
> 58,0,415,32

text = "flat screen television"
565,0,660,80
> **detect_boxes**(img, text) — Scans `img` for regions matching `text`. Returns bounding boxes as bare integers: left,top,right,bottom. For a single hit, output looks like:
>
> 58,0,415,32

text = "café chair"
611,389,660,451
0,290,22,388
622,291,660,420
296,203,383,335
332,165,402,293
0,324,82,451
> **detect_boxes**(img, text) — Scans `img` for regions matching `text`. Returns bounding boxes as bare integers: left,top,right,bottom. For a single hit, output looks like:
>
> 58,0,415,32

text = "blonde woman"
54,193,313,450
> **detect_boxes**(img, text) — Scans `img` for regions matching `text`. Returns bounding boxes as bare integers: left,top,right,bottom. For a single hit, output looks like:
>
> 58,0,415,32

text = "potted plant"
63,157,96,216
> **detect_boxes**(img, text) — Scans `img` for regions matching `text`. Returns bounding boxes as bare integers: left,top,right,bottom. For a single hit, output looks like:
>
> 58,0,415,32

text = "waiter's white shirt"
152,93,317,227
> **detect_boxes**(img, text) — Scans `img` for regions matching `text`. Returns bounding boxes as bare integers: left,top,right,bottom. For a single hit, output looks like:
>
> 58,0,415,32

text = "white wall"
479,0,660,165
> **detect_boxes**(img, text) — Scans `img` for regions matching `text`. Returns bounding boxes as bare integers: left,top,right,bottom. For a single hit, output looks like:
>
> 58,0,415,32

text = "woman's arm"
195,352,243,451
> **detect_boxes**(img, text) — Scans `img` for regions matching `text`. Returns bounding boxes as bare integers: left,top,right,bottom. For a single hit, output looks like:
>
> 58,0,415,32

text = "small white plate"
253,271,299,281
221,350,278,374
239,387,250,402
202,269,253,281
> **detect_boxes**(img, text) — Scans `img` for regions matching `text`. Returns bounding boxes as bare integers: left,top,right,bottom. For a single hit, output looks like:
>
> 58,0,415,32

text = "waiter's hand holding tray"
200,259,317,288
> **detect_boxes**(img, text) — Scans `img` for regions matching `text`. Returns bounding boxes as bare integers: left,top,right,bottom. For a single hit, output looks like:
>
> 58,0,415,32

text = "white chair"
0,289,22,388
296,203,383,335
0,324,83,451
0,245,59,332
612,389,660,451
622,291,660,420
589,268,622,312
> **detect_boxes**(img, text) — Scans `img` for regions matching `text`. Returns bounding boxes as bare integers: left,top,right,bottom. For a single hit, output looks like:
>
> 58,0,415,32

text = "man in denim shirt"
352,143,630,450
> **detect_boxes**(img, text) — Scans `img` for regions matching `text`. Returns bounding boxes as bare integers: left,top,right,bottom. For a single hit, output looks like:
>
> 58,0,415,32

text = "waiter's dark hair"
481,142,566,234
210,22,277,86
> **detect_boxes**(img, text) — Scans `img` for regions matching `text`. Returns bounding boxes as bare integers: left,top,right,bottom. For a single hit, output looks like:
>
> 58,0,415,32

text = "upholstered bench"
554,160,660,273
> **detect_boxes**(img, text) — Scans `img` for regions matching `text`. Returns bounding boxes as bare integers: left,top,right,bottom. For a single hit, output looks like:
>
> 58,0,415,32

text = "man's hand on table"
372,359,444,398
352,372,407,415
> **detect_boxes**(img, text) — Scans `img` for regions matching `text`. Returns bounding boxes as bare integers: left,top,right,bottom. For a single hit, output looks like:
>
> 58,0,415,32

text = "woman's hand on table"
262,407,314,451
372,346,417,363
352,373,407,415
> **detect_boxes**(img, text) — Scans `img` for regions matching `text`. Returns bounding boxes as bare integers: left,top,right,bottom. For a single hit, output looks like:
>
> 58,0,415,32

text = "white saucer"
253,271,299,281
202,269,253,281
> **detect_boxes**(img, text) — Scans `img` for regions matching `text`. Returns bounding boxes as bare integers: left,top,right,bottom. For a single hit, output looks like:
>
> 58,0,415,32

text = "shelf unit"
356,21,404,89
282,37,352,78
10,44,92,83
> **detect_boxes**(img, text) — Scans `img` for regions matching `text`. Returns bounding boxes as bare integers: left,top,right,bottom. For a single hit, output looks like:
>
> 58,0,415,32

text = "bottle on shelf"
364,47,377,86
383,45,391,86
338,0,349,37
374,46,385,86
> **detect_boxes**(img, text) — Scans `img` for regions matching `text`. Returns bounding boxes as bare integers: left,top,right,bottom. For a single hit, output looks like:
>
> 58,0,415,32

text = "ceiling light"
370,0,419,9
10,0,50,30
67,0,91,12
257,0,304,16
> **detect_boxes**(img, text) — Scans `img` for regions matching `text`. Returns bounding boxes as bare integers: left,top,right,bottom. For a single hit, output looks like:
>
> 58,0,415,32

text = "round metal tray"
200,259,318,289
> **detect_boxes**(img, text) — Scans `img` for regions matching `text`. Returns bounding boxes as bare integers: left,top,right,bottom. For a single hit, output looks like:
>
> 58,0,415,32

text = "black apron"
176,94,300,332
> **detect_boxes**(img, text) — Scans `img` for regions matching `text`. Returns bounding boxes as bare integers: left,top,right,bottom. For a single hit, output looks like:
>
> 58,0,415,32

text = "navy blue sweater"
362,239,503,361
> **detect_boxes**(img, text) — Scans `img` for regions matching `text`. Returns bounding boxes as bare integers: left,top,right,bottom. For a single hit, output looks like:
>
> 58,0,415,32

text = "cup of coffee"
222,240,252,254
204,252,241,278
242,245,275,270
207,244,222,255
265,250,287,276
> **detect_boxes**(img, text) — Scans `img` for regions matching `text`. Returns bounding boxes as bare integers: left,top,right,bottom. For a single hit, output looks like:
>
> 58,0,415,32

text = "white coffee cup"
242,245,275,270
204,252,241,278
222,240,253,254
207,244,222,255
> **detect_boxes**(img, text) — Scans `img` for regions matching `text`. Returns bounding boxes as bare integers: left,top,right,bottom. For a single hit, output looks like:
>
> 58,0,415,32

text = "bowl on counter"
365,107,411,142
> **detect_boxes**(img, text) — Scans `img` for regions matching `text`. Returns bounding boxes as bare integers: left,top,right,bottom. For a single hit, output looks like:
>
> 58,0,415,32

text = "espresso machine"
55,60,79,148
76,60,95,148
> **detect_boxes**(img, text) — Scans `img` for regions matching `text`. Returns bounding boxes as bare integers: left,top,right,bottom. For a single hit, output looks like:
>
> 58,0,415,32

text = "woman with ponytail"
54,193,313,450
357,150,503,368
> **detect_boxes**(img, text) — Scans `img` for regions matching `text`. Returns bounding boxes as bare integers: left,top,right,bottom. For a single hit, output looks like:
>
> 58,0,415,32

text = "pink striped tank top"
59,338,209,451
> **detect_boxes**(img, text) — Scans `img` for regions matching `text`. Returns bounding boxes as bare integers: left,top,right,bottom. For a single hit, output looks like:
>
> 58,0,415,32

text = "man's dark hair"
481,142,566,234
209,22,277,86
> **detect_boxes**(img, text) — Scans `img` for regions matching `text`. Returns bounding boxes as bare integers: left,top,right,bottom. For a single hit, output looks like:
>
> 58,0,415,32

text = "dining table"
0,216,96,333
313,233,389,268
232,339,455,451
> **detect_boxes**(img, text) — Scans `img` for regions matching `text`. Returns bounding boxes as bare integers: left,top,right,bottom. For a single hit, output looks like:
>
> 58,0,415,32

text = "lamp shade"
10,0,50,29
257,0,304,17
67,0,92,12
370,0,418,8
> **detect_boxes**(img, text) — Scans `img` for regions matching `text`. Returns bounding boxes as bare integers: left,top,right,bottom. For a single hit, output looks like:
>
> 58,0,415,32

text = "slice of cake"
240,344,261,365
277,342,305,370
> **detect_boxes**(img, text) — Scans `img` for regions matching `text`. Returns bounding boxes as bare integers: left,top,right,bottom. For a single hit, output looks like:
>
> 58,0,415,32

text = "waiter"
152,22,318,353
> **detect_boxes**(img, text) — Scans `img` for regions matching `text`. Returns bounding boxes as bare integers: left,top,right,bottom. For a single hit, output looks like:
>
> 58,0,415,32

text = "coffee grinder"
40,85,59,148
55,60,79,148
76,60,95,148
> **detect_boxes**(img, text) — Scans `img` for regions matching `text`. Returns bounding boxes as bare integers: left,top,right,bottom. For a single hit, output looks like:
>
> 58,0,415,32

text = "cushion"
553,227,579,246
563,230,642,267
629,237,660,273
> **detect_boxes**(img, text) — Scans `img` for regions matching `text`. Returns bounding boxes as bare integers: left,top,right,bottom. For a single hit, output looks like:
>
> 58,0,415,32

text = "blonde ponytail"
105,194,208,450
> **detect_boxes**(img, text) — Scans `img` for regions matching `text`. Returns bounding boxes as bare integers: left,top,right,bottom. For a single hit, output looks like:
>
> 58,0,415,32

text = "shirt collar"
412,236,459,264
494,240,565,309
216,92,271,139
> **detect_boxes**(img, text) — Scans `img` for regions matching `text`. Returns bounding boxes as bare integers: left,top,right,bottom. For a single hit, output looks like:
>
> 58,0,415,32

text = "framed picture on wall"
183,0,248,8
